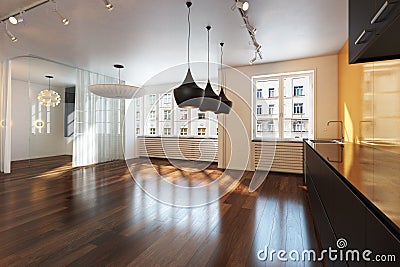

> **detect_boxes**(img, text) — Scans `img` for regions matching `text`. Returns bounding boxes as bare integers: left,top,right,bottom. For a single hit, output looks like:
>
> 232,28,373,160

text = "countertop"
305,141,400,229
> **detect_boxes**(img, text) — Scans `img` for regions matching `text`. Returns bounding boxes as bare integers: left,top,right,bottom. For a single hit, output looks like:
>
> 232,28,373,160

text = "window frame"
252,70,314,140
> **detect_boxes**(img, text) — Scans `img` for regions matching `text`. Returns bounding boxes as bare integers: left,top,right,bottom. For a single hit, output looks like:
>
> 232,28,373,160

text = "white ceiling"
0,0,348,87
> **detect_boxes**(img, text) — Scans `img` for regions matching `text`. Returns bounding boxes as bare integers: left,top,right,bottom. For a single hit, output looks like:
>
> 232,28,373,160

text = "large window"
253,71,314,140
95,98,121,134
134,92,218,138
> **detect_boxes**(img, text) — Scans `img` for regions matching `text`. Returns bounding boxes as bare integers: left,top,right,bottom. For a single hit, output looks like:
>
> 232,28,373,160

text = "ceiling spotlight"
52,0,69,25
55,10,69,25
4,22,18,42
247,24,257,35
8,11,24,25
103,0,113,11
249,55,256,65
235,1,249,11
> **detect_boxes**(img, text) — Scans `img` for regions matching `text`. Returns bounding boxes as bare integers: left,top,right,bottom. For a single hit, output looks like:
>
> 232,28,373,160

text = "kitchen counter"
306,140,400,230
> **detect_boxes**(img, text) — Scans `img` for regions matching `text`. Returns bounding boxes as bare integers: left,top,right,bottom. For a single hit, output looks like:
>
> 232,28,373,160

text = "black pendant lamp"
199,26,221,112
173,1,204,108
215,42,232,114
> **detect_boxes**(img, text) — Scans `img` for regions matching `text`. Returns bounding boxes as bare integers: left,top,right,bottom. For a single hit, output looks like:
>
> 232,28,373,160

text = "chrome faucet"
327,120,344,143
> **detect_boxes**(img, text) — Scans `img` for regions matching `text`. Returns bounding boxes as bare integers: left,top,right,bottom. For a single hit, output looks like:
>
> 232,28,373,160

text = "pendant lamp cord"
48,77,50,91
118,68,121,84
220,42,225,90
207,26,210,80
187,4,191,68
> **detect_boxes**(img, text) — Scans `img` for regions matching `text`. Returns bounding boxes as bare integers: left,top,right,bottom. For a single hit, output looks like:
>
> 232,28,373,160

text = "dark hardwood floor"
0,156,321,266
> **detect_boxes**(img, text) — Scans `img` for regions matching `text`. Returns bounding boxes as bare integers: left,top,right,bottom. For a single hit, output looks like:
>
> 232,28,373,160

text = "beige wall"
218,55,339,170
338,41,364,143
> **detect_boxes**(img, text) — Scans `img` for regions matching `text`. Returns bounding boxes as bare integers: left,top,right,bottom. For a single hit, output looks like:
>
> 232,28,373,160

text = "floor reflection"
0,156,321,266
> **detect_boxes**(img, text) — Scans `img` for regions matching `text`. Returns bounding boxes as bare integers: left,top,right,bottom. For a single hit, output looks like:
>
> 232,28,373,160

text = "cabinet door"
365,208,400,266
349,0,376,63
371,0,400,30
328,174,368,267
307,172,338,267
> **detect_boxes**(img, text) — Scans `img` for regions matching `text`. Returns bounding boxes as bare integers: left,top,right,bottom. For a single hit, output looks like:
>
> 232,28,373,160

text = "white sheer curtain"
0,60,12,173
72,69,125,167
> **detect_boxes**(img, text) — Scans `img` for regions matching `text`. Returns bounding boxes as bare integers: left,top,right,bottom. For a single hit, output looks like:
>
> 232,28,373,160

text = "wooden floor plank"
0,156,321,266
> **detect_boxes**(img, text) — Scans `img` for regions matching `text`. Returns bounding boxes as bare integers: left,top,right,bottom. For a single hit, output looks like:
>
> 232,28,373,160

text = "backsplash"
339,41,400,154
362,61,400,146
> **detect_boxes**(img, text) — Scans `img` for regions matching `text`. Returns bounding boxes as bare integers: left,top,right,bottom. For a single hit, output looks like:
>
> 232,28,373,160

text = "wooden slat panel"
138,137,218,162
253,142,303,174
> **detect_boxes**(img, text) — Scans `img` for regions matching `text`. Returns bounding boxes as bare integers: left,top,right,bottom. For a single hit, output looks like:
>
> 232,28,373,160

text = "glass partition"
11,56,77,168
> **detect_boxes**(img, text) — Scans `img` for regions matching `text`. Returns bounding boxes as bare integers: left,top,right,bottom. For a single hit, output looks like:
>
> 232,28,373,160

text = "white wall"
218,55,339,170
11,79,71,161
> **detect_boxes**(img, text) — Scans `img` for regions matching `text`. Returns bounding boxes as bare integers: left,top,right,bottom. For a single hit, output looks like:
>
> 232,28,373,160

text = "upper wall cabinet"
349,0,400,64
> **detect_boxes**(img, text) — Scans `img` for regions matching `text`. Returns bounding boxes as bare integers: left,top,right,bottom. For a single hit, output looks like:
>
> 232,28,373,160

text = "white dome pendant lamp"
173,0,204,108
88,64,139,99
199,25,221,112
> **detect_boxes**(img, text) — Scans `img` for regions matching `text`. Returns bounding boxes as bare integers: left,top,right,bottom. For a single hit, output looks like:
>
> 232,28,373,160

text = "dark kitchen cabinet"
348,0,375,63
304,142,400,266
349,0,400,63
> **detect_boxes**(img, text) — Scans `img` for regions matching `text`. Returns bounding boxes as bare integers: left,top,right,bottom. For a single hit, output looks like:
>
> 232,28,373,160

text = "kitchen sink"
310,139,344,145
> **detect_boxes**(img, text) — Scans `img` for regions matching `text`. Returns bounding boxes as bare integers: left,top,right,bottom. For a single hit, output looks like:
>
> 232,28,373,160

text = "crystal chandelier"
38,75,61,107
